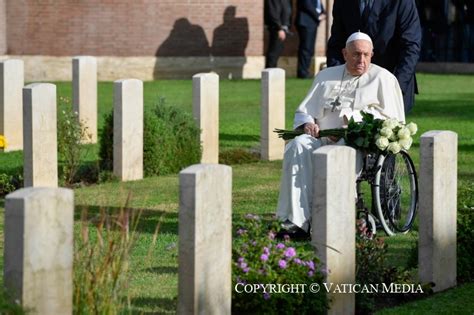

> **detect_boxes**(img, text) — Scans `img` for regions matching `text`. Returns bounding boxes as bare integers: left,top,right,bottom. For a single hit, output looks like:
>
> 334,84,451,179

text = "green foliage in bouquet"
232,214,328,314
275,112,418,154
100,98,201,177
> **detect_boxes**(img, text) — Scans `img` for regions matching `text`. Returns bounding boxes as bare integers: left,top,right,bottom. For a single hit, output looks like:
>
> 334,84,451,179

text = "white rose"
376,136,390,150
397,127,411,140
387,141,402,154
382,118,399,129
399,138,413,150
380,127,393,138
406,122,418,135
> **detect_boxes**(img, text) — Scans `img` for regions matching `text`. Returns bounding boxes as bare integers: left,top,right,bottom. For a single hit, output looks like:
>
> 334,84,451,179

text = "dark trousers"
297,25,317,78
266,29,285,68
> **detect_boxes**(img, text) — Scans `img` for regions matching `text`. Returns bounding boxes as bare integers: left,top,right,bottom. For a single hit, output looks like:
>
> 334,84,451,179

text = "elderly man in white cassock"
277,31,405,237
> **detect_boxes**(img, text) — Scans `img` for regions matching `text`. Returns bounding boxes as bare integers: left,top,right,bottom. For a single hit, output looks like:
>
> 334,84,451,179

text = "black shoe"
277,220,310,240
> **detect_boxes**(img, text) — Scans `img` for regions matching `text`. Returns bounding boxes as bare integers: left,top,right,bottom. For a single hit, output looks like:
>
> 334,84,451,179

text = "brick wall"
0,0,6,54
5,0,264,57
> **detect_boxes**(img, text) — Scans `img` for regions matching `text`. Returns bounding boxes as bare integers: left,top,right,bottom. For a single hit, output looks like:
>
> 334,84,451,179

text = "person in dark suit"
327,0,422,113
295,0,326,78
264,0,293,68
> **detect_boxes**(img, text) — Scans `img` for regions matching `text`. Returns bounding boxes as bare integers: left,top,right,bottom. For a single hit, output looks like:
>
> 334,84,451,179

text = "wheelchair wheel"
372,151,418,236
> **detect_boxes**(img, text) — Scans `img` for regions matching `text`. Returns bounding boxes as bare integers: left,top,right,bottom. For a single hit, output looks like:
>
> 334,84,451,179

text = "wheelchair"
356,150,418,236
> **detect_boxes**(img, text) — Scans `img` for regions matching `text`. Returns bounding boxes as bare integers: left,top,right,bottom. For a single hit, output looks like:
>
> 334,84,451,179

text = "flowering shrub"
355,219,424,313
57,97,92,186
232,214,328,314
0,134,6,149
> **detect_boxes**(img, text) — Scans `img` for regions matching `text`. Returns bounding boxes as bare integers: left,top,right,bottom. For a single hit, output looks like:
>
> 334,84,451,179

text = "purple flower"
239,262,248,269
308,270,314,277
263,247,270,255
278,259,287,269
260,254,269,261
276,243,285,249
251,240,257,246
263,292,271,300
238,257,245,263
237,228,247,236
243,267,250,273
294,258,302,265
307,260,315,271
284,247,296,258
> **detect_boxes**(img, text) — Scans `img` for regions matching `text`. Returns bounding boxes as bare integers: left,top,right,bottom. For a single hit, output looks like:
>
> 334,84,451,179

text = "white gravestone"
178,164,232,314
73,56,97,143
312,145,356,314
192,73,219,164
1,59,24,151
419,130,457,292
261,68,285,161
23,83,58,187
4,187,74,315
113,79,144,181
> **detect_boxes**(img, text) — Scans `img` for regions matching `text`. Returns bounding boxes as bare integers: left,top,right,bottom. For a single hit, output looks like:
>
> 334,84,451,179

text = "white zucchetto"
345,31,373,46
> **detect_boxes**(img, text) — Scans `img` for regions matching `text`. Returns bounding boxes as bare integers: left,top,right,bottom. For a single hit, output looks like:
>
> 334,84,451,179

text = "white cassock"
276,64,405,232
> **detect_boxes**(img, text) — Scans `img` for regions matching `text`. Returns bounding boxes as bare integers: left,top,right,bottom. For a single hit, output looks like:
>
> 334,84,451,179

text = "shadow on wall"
154,6,249,79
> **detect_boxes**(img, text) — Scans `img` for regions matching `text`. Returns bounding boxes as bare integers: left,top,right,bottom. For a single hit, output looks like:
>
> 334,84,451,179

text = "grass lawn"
0,73,473,313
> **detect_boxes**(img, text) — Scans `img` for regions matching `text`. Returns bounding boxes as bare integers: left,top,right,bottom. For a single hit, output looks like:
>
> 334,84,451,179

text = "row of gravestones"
1,58,286,173
1,59,457,314
3,131,457,314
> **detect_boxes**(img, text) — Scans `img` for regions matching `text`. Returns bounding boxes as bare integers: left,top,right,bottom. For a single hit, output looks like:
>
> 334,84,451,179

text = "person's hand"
278,30,286,41
328,135,340,142
303,122,320,138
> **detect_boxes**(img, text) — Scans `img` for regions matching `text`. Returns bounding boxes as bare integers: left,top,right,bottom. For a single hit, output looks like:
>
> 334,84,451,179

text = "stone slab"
4,187,74,314
1,59,24,151
419,130,457,292
178,164,232,315
23,83,58,187
261,68,285,161
312,145,356,314
193,73,219,164
113,79,143,181
73,56,97,143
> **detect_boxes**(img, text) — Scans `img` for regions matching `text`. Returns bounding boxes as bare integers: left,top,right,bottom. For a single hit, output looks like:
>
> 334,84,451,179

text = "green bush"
458,208,474,282
232,214,328,314
57,97,92,186
0,286,27,314
0,173,23,197
355,220,421,314
100,98,201,177
457,182,474,283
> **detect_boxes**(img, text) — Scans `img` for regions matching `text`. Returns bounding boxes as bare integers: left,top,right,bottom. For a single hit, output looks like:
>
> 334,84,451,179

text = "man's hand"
303,122,320,138
278,29,286,41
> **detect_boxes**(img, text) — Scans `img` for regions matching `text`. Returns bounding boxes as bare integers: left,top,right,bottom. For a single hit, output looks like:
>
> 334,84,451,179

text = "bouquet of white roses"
274,111,418,154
